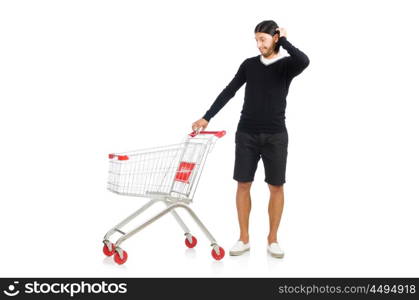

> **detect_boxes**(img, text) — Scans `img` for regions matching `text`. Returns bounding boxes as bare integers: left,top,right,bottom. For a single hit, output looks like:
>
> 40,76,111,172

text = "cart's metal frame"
103,131,226,263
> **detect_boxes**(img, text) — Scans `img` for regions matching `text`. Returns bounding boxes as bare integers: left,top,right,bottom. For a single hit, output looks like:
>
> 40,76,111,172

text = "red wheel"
185,236,198,248
103,243,115,256
211,247,225,261
114,250,128,265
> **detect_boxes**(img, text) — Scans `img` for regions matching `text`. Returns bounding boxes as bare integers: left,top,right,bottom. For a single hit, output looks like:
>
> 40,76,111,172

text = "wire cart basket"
102,130,226,264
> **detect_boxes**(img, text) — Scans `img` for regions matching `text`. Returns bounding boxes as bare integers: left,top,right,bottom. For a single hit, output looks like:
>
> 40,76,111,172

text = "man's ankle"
239,237,249,244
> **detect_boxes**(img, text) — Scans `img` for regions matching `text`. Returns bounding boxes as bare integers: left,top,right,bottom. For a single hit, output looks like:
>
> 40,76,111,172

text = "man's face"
255,32,279,57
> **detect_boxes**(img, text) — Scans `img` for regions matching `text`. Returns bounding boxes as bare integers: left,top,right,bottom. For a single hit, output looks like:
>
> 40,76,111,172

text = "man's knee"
237,181,252,191
268,183,284,193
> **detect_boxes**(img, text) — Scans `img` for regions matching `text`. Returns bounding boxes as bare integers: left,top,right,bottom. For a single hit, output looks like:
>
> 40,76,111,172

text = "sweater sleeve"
202,59,247,122
278,36,310,79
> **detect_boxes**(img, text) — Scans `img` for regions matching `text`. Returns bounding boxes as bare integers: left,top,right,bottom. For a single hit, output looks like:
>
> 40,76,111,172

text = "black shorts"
233,129,288,186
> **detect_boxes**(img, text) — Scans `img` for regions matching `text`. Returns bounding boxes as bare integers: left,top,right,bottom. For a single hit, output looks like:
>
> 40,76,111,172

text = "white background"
1,0,418,277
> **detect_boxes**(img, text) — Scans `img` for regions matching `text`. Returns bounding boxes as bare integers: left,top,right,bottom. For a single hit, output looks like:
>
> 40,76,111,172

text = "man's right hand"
191,118,209,132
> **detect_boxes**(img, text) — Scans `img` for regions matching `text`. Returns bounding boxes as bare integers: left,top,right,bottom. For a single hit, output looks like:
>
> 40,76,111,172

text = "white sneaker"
229,241,250,256
267,242,285,258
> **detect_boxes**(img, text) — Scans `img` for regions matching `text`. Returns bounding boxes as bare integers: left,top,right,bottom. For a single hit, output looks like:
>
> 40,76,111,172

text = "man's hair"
254,20,280,53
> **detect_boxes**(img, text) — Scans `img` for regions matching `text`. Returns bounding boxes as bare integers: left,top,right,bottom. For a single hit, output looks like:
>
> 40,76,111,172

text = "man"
191,20,309,258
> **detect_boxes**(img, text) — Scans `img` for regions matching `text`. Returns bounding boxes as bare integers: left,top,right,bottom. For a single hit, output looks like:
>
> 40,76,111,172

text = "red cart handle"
189,130,226,138
109,131,226,160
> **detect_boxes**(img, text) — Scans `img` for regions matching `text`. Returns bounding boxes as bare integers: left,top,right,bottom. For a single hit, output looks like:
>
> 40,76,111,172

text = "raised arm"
276,28,310,79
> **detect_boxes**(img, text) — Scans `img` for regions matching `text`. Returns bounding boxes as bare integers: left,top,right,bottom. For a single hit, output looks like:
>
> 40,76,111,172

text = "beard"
261,47,279,58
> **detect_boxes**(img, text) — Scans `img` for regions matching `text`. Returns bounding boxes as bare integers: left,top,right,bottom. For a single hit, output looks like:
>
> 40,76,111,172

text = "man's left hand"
276,27,287,39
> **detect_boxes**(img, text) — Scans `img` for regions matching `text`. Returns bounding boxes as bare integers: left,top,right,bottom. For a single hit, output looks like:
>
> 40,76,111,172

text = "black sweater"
202,36,310,134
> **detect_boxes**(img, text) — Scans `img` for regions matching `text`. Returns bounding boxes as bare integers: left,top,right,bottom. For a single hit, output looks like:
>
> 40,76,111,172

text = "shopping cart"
102,130,227,264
